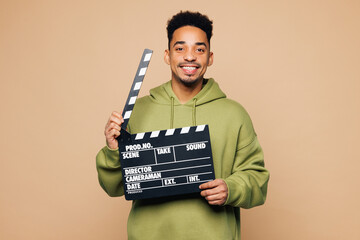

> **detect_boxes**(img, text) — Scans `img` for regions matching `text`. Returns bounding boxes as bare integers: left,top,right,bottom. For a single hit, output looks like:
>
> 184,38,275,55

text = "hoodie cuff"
223,179,231,205
223,178,246,207
106,145,118,151
103,146,120,168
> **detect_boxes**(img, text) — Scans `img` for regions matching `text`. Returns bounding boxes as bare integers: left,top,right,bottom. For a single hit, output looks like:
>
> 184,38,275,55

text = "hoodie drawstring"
170,97,197,128
170,97,174,129
192,98,197,126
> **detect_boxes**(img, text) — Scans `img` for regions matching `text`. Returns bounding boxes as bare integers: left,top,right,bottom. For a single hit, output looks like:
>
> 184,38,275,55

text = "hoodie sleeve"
223,113,269,208
96,146,124,197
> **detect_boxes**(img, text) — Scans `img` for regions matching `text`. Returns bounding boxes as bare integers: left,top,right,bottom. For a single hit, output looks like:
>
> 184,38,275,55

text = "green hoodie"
96,78,269,240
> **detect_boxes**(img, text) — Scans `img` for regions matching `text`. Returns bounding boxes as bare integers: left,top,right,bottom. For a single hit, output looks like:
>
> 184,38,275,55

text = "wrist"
106,140,118,150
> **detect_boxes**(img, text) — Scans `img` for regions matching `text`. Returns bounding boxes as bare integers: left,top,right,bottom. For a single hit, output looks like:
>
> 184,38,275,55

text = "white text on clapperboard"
123,142,207,191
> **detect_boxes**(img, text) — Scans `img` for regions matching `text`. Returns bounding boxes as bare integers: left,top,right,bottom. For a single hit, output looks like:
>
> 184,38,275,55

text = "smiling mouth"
182,66,197,70
179,64,200,75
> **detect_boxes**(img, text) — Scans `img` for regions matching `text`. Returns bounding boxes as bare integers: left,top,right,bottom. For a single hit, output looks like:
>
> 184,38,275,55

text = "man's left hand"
199,179,228,206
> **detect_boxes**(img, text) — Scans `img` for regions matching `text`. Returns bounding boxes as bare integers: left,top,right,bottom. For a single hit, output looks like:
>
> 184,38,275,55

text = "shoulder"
210,98,256,140
132,94,158,109
134,80,170,106
213,97,252,122
135,95,152,105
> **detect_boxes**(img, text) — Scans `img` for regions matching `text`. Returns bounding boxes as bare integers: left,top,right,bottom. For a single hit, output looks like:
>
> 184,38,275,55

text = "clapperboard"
118,49,215,200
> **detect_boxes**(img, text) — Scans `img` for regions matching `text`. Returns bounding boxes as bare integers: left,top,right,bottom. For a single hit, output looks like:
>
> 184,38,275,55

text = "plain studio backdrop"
0,0,359,239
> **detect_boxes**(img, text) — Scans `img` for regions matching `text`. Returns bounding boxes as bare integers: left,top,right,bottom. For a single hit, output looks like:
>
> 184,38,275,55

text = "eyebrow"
172,41,208,49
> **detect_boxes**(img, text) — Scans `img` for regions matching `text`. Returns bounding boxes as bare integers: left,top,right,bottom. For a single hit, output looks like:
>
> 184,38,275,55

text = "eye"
196,48,205,53
175,47,184,51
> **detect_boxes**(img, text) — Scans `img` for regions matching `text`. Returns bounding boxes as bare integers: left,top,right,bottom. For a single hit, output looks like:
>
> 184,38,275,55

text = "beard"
176,75,203,87
173,62,204,87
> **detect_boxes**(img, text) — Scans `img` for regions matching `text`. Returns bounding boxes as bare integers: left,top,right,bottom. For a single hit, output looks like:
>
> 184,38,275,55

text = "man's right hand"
104,111,124,150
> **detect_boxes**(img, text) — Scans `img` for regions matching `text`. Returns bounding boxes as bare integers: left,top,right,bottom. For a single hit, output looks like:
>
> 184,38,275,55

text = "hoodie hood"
148,78,226,128
149,78,226,106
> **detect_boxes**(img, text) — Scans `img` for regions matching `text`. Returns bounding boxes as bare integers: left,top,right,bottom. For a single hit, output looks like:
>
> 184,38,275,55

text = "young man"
96,11,269,240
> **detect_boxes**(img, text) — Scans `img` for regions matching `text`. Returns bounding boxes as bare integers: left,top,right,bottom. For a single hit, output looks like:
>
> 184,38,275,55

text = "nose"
184,49,196,62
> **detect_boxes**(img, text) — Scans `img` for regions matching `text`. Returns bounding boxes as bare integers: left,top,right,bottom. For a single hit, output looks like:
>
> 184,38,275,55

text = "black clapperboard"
118,49,215,200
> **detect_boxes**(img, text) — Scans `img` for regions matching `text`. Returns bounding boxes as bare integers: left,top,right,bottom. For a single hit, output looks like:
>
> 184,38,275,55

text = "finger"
113,130,121,138
200,187,223,197
112,111,124,123
111,111,122,119
199,181,216,190
208,200,225,206
199,179,224,190
109,115,123,126
106,122,121,133
105,125,120,137
106,112,124,128
106,128,120,139
204,192,227,201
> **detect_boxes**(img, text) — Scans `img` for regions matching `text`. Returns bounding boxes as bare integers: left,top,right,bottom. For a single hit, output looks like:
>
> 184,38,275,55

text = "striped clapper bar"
117,49,215,200
118,125,215,200
121,48,153,132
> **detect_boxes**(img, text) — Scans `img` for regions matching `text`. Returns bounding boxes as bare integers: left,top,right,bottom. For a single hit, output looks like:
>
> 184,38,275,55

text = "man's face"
164,26,213,87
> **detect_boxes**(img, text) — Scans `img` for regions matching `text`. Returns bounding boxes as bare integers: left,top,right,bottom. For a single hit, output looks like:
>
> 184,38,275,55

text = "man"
96,11,269,240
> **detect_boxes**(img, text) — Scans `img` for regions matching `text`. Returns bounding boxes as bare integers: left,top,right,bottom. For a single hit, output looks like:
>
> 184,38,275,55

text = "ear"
207,52,214,66
164,49,170,65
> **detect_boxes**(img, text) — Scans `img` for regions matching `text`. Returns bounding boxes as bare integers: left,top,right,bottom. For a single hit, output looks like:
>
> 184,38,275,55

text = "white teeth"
182,67,196,70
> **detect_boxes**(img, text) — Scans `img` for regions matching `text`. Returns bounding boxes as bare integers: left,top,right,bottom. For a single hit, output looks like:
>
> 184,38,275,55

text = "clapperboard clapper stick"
118,49,153,141
117,49,216,200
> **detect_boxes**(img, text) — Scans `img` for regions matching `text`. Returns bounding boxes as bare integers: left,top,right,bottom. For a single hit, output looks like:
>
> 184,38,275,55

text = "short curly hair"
166,11,213,49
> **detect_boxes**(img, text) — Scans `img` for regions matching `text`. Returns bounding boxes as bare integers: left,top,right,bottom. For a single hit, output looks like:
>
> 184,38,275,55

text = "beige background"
1,0,359,239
